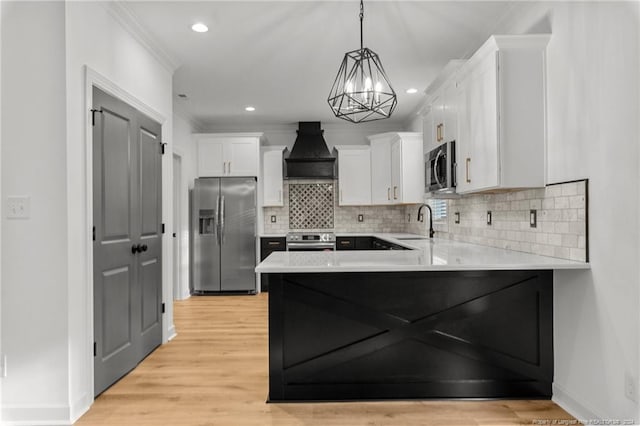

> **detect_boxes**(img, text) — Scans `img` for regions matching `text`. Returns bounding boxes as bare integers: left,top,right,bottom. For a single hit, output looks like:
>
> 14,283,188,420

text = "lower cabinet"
260,237,286,291
337,236,406,251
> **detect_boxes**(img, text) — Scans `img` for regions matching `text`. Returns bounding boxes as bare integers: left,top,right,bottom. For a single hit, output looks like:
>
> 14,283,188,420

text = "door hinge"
92,226,96,241
161,303,165,314
93,342,97,357
160,142,167,155
161,223,165,234
90,108,102,126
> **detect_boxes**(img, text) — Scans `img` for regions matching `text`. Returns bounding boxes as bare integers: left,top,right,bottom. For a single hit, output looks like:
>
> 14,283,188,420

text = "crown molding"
104,1,180,74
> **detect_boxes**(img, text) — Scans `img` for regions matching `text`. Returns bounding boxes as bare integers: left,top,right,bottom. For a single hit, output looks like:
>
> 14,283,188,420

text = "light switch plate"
454,212,460,224
487,211,492,226
530,210,537,228
270,215,277,223
357,214,364,223
6,196,30,219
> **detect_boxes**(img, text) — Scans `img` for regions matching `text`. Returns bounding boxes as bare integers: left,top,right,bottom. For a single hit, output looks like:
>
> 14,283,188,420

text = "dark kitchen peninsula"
256,237,589,402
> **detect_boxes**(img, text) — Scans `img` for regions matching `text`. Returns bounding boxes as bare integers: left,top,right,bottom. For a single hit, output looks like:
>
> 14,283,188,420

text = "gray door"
93,87,162,396
192,178,221,292
220,178,256,291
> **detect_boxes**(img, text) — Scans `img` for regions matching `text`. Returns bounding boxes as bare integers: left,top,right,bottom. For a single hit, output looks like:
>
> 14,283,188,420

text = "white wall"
65,2,175,422
1,2,71,423
172,113,198,299
1,1,176,424
410,2,640,421
496,3,639,421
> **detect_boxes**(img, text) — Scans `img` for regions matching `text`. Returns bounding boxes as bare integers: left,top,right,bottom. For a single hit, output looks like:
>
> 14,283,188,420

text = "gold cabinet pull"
466,158,471,183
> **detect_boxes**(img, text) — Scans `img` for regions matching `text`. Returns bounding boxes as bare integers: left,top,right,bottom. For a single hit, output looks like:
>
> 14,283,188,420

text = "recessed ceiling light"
245,106,256,112
406,88,418,94
191,23,208,33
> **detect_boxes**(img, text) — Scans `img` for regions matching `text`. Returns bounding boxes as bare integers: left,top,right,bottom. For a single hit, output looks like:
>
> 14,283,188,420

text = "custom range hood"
285,122,336,179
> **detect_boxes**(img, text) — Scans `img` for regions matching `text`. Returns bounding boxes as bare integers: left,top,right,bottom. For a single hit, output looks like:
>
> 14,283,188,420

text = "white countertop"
255,235,590,273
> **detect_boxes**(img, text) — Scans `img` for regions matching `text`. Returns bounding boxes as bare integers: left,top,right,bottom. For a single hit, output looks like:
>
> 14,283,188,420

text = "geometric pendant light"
327,0,398,123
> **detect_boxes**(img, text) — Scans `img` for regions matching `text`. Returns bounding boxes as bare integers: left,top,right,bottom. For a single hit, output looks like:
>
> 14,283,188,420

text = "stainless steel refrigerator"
191,177,257,293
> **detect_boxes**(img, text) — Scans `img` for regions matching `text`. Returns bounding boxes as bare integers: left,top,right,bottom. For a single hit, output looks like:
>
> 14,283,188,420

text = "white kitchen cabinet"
261,146,286,207
335,146,371,206
422,60,466,153
456,35,550,194
368,132,424,205
195,133,261,177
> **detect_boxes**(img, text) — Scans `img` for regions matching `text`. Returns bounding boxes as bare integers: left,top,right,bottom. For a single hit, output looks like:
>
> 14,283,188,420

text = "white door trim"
83,65,170,407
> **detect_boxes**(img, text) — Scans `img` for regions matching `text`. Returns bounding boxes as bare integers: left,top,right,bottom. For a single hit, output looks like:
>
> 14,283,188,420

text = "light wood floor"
77,294,578,425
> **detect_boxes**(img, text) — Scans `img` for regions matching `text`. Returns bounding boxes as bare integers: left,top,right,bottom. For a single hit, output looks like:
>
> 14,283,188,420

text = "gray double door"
92,87,163,396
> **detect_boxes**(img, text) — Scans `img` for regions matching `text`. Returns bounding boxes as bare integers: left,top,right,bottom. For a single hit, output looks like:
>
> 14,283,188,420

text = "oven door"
286,242,336,252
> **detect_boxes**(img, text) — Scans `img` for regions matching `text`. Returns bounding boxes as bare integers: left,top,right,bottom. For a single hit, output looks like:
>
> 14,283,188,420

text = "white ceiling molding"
104,1,181,74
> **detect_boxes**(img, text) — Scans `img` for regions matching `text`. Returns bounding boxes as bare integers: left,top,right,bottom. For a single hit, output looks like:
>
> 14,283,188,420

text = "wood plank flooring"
76,294,578,425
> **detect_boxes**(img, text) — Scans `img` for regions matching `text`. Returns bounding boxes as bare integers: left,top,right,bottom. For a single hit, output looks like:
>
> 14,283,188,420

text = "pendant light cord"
359,0,364,50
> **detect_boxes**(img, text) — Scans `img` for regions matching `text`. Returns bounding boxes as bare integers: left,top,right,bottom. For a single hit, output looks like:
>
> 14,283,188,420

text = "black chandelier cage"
327,0,398,123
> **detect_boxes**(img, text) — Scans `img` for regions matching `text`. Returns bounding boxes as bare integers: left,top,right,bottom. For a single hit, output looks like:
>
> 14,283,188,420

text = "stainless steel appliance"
191,177,257,293
286,232,336,251
426,140,457,196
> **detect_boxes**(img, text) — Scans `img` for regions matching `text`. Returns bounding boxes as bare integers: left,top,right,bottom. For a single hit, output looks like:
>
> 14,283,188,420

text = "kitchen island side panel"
267,270,553,401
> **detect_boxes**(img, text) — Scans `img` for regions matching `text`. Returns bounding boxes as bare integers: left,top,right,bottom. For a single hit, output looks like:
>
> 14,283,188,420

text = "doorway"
92,86,163,396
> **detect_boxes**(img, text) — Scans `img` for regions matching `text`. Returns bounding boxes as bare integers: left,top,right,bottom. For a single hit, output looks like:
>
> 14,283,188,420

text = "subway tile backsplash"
263,179,588,262
434,180,588,262
263,179,409,234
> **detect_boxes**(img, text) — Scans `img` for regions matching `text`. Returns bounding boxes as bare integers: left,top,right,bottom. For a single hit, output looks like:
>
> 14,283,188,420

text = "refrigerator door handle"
215,195,221,246
220,195,225,245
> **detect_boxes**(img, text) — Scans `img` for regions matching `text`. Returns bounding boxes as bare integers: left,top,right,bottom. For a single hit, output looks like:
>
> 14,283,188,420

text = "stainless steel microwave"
425,140,456,195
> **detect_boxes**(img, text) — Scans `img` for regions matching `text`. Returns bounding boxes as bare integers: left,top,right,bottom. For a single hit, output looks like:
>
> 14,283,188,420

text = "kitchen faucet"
417,204,435,238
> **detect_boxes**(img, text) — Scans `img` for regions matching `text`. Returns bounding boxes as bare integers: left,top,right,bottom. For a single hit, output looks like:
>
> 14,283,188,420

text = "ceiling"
123,1,519,128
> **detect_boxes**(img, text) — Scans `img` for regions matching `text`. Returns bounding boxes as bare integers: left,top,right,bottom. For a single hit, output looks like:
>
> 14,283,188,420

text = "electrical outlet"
357,214,364,223
487,211,492,226
530,209,537,228
625,373,637,402
454,212,460,224
6,196,30,219
270,215,276,223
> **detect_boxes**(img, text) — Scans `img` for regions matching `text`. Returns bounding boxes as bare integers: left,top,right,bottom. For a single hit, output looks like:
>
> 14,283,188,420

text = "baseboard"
1,404,71,425
167,324,177,341
553,383,603,423
179,291,191,300
69,392,92,424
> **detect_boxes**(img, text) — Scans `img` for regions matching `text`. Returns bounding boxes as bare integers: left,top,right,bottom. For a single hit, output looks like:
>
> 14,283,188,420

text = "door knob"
140,244,148,252
131,244,141,254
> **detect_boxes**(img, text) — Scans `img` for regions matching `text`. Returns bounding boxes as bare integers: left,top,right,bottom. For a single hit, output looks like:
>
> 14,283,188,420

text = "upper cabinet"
261,146,287,207
455,35,550,194
368,132,423,205
422,60,466,153
334,146,372,206
195,133,261,177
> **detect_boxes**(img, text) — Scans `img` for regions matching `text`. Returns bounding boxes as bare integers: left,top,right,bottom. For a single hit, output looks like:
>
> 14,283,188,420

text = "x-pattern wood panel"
269,270,553,400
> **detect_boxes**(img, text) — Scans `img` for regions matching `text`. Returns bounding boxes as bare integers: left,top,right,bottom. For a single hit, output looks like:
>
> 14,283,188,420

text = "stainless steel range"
286,232,336,251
